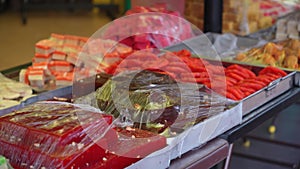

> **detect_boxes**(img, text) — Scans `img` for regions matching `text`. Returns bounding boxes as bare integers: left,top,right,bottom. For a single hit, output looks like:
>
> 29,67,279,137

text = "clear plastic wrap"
0,101,167,169
276,11,300,40
100,11,195,50
223,0,297,35
95,70,237,136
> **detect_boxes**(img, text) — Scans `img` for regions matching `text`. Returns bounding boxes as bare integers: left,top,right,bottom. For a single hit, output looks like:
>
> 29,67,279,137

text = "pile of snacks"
94,49,288,101
19,34,133,90
19,33,88,89
235,39,300,70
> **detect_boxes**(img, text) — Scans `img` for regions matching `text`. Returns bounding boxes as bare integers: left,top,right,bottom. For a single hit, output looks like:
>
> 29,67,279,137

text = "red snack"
242,68,256,78
226,76,238,86
0,102,116,169
173,49,191,58
240,78,267,86
226,72,245,82
143,58,169,70
226,64,245,71
226,69,250,79
259,66,287,77
226,92,238,100
227,87,244,100
239,86,256,94
239,82,264,91
195,77,210,84
256,75,276,83
94,128,167,169
165,66,188,76
262,73,282,80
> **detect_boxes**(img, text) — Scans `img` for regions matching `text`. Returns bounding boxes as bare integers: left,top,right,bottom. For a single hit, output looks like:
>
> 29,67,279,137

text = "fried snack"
235,39,300,70
283,55,298,69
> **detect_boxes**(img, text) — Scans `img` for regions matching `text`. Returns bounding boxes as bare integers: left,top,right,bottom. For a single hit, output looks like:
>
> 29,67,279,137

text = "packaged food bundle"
20,34,86,89
223,0,295,35
0,102,167,169
20,33,133,90
102,4,193,50
276,11,300,40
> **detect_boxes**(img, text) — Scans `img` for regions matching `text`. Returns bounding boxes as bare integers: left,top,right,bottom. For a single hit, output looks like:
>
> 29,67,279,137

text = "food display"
0,73,33,111
221,65,287,100
2,1,300,168
93,49,288,101
0,102,167,169
234,39,300,70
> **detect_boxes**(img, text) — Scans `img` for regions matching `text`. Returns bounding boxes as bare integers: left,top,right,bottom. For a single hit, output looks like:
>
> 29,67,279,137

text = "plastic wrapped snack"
222,0,296,35
276,11,300,40
0,102,167,169
101,5,194,50
96,70,236,136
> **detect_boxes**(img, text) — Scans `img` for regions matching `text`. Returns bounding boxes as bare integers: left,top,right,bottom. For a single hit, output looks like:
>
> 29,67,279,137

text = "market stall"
1,1,300,169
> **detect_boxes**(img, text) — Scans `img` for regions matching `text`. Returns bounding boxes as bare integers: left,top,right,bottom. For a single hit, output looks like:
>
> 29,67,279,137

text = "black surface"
229,156,292,169
0,62,31,80
220,87,300,143
229,101,300,169
204,0,223,33
247,103,300,147
233,139,300,167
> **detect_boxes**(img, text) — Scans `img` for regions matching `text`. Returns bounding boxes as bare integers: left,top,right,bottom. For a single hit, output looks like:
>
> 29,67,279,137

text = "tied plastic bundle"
223,0,296,35
0,102,166,169
102,4,194,50
96,70,236,136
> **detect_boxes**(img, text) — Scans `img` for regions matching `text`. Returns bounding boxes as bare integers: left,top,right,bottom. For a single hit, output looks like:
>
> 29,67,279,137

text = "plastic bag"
95,70,236,136
0,101,167,169
223,0,296,35
101,8,195,50
276,11,300,40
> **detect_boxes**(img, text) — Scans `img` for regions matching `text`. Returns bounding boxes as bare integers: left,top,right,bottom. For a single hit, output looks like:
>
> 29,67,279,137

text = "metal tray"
221,62,296,116
166,34,297,116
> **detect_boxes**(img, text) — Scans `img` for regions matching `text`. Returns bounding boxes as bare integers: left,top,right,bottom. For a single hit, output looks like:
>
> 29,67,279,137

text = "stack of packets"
19,33,133,90
276,11,300,40
19,33,88,89
223,0,295,35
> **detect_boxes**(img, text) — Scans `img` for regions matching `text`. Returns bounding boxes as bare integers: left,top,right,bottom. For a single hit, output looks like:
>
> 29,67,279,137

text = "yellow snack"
262,53,276,66
283,55,298,69
236,53,247,61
